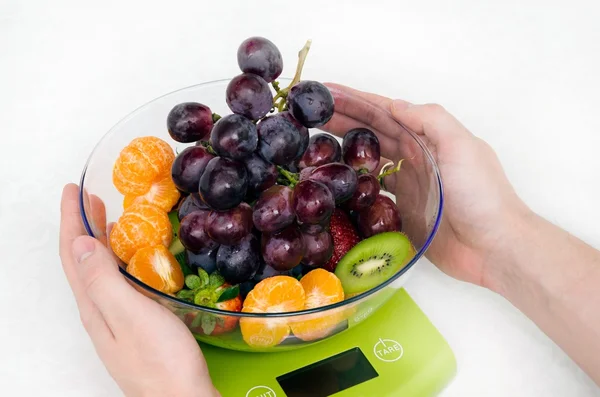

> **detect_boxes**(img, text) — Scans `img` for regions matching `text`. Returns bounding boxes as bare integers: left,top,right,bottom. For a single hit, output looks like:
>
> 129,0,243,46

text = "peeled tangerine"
127,245,184,294
113,136,179,211
290,269,345,341
109,203,172,264
240,276,305,348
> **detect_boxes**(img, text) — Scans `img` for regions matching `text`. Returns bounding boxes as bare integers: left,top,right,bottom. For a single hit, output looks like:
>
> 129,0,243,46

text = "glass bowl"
79,78,443,352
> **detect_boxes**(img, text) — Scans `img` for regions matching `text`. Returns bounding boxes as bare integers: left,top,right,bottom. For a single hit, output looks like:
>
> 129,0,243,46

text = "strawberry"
181,272,243,336
323,208,361,272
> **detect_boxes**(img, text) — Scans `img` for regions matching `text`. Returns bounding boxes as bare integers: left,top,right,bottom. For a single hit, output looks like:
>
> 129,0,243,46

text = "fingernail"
72,236,96,263
392,99,413,112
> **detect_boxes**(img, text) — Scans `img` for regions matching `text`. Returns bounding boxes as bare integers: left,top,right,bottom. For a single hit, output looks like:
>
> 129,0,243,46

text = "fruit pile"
108,37,414,346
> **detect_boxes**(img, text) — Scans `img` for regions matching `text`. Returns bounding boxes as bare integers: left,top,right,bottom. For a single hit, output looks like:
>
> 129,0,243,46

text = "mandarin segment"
240,276,305,347
290,269,345,341
127,245,184,294
112,136,175,196
129,136,176,177
109,203,173,264
123,175,180,212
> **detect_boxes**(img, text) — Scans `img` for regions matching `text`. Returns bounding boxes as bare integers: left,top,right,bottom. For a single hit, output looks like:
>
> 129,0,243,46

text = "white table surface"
1,0,599,395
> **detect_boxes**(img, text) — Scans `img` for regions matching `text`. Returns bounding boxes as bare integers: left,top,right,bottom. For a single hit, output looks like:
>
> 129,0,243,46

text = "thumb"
390,101,472,146
72,235,141,332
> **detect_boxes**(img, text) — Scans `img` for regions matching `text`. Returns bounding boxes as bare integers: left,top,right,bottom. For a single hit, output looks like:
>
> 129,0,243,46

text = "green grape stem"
378,159,405,189
276,166,300,188
272,39,312,110
212,113,222,123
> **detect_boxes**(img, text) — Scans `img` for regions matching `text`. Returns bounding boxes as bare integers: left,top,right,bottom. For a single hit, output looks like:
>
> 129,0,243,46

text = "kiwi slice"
334,232,413,295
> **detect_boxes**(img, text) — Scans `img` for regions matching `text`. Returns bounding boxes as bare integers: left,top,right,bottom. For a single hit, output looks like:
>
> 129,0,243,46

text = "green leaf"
185,275,202,290
190,313,204,328
176,289,196,302
209,272,225,289
197,269,210,289
217,285,240,303
201,315,217,335
174,249,194,277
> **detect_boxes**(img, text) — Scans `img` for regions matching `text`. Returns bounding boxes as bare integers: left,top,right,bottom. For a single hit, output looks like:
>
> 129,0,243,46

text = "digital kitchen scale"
200,289,456,397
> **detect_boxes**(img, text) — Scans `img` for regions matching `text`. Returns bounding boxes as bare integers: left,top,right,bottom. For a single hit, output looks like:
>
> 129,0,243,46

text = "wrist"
480,203,538,295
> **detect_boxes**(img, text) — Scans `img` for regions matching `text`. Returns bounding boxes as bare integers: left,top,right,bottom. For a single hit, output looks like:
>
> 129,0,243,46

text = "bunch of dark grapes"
164,36,403,290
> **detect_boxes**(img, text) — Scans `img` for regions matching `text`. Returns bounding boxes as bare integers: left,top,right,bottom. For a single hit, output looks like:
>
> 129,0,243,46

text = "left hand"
59,183,219,397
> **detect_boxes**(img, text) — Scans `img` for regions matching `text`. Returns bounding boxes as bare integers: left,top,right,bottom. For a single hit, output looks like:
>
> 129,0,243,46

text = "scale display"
201,289,457,397
277,348,378,397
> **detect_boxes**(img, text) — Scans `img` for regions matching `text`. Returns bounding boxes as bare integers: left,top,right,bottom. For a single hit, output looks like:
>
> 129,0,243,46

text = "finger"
389,101,473,145
60,184,114,342
72,235,144,334
324,82,394,109
60,184,87,293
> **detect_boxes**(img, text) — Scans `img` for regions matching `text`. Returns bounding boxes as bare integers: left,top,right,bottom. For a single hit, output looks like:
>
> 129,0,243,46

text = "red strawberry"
323,209,361,272
186,282,243,336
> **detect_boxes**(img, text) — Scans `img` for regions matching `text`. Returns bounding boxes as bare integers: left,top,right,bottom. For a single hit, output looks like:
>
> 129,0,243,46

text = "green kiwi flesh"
334,232,412,295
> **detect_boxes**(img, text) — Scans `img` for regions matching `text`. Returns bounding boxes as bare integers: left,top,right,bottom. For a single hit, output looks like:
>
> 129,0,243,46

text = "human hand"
323,84,531,289
59,183,220,397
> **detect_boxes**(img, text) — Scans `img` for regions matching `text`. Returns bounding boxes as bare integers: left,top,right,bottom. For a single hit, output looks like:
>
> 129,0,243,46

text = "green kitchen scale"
200,288,457,397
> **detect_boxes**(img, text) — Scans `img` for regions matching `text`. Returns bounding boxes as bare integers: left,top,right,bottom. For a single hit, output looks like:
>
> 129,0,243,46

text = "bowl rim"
79,78,444,318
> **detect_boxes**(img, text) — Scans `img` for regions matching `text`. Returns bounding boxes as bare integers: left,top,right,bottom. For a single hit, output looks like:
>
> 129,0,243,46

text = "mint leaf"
216,285,240,303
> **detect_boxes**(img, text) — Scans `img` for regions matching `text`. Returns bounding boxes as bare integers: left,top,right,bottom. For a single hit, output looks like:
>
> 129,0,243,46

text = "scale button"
373,338,404,362
245,385,277,397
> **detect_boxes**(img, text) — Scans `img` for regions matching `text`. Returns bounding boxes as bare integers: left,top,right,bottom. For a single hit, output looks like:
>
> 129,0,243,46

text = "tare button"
245,385,277,397
373,338,404,362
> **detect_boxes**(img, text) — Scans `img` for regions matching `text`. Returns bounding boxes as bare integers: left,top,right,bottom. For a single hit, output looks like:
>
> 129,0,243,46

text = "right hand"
323,83,531,289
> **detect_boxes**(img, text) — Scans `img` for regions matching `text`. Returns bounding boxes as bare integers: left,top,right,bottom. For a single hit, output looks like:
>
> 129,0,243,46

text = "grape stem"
272,39,312,109
212,113,222,123
198,140,218,156
276,166,300,188
378,159,405,190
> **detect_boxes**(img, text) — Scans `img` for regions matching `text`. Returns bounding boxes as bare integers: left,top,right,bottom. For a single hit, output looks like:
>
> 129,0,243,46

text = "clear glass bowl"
79,78,443,352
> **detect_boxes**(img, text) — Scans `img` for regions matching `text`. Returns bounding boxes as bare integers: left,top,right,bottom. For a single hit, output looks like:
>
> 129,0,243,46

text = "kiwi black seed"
334,232,413,295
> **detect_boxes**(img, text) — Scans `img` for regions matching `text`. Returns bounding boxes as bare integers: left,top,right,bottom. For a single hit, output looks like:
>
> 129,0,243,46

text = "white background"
1,0,599,396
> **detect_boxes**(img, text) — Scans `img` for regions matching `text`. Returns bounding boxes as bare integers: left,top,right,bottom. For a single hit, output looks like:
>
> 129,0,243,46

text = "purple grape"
210,114,258,160
257,114,301,165
216,234,261,284
301,231,333,268
280,111,309,158
171,146,215,193
294,180,334,225
346,174,380,211
243,153,277,198
261,225,306,271
252,185,295,233
297,133,341,169
179,210,219,252
309,163,358,204
237,36,283,83
199,157,247,211
300,221,329,235
240,281,257,298
226,73,273,121
356,194,402,237
286,81,334,128
178,193,209,220
299,166,316,181
342,128,381,172
253,263,290,282
206,202,253,245
167,102,214,143
186,248,218,274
